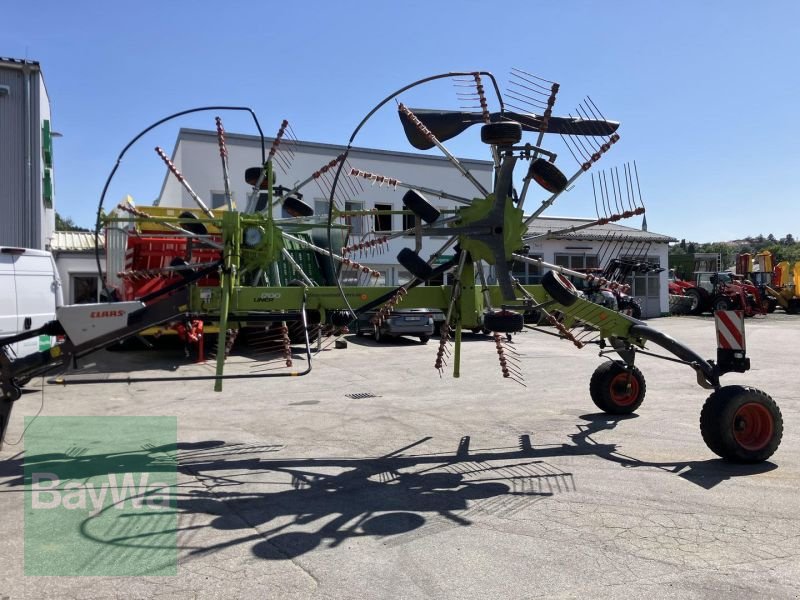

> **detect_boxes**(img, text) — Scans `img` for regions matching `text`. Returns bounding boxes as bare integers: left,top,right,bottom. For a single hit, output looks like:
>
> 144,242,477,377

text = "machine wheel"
684,288,704,315
373,324,384,343
530,158,568,194
283,196,314,218
397,248,433,281
419,335,430,344
483,310,524,333
179,211,208,236
402,190,440,224
589,361,646,414
699,386,782,462
786,299,800,315
541,270,578,307
713,296,733,311
2,382,22,402
480,122,522,146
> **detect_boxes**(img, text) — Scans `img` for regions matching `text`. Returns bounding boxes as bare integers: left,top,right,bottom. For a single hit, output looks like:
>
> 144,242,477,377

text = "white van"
0,247,63,361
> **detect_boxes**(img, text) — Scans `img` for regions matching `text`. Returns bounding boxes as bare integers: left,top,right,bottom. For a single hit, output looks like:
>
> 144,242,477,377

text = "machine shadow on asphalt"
0,414,778,565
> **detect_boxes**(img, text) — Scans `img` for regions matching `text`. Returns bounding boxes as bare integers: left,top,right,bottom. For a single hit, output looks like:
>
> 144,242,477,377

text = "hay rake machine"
0,71,783,463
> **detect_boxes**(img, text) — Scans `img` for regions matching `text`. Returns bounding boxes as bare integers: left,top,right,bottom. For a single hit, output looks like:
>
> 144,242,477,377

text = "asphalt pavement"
1,313,799,599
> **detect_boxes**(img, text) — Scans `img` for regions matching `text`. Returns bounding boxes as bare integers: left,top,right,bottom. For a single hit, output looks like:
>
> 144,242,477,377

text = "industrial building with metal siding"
0,57,56,250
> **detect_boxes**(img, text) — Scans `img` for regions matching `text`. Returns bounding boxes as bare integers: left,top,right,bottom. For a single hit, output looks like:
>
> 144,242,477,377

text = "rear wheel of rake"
481,122,522,146
700,386,782,462
397,248,433,281
483,310,524,333
530,158,568,194
589,361,646,414
541,270,578,307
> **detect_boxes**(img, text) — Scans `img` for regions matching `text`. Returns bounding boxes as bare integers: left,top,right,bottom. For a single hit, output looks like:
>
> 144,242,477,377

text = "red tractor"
672,271,766,316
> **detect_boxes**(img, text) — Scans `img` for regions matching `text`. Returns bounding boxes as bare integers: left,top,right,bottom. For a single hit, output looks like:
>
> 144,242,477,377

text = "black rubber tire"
179,211,207,236
589,361,646,414
480,122,522,146
283,196,314,218
530,158,568,194
786,299,800,314
245,166,270,188
419,335,430,344
713,296,733,312
700,386,783,462
13,376,31,388
541,270,578,307
684,288,704,315
329,311,352,328
483,310,524,333
402,190,440,224
629,301,642,319
3,383,22,402
397,248,433,281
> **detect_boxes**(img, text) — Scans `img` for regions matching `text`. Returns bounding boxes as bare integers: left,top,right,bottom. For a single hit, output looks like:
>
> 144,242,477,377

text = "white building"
157,129,673,317
50,231,106,304
519,217,675,318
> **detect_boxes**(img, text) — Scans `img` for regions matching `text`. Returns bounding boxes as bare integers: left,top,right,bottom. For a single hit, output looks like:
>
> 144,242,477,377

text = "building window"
512,253,543,284
554,253,598,271
71,274,101,304
402,211,416,233
374,203,393,232
210,191,234,209
345,201,364,236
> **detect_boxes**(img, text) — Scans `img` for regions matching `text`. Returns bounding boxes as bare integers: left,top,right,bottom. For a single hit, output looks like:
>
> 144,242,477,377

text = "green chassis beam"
189,282,639,344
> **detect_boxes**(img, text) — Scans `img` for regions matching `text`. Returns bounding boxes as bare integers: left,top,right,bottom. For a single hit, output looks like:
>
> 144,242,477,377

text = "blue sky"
4,0,799,243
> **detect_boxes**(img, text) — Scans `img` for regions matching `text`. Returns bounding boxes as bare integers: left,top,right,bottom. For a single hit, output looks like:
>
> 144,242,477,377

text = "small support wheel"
541,270,578,307
2,382,22,402
419,335,430,344
397,248,433,281
373,324,384,343
530,158,568,194
402,190,440,224
483,310,524,333
589,361,646,414
700,385,782,462
480,122,522,146
283,196,314,217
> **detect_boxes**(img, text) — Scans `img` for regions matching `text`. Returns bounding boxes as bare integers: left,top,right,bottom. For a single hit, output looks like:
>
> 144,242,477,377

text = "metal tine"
600,170,612,218
558,131,585,166
339,159,363,198
343,159,365,193
563,115,595,161
573,103,605,152
633,160,645,208
509,67,557,91
596,230,616,266
611,167,623,214
623,163,636,211
582,96,614,141
591,173,601,219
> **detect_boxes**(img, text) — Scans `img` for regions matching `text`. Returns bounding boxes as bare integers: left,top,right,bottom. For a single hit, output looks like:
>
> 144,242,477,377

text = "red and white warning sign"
714,310,746,351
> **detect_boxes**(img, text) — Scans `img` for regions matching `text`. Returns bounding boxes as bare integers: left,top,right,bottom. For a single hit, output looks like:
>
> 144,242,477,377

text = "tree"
55,212,89,232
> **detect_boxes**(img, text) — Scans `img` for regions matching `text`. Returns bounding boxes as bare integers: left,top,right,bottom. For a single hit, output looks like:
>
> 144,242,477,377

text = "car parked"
354,308,435,343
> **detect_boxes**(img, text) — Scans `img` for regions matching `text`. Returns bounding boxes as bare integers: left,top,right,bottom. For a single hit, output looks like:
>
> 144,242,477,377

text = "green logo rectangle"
24,416,177,576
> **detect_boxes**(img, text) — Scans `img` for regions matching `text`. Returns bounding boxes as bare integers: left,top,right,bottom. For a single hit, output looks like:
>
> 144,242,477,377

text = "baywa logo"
24,416,178,576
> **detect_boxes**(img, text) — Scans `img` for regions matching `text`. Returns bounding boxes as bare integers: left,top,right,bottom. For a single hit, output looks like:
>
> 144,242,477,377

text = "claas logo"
90,310,126,318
